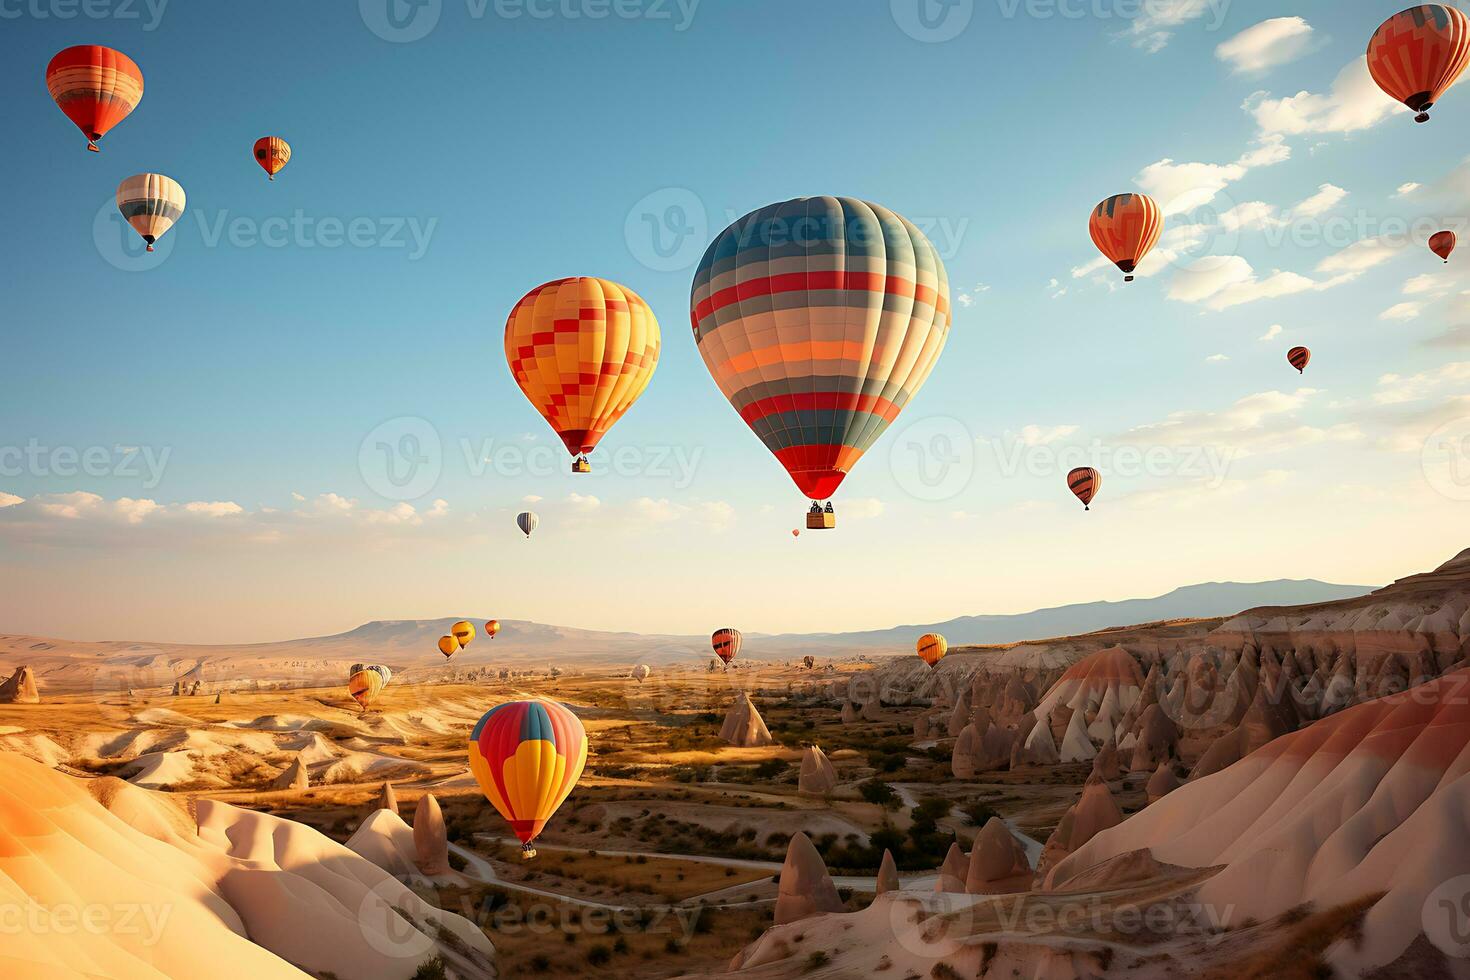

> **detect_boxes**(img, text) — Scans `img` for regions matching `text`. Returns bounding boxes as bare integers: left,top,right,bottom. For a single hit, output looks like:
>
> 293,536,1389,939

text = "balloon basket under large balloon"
1416,112,1431,124
87,142,100,153
1124,275,1135,283
268,174,275,181
806,504,836,530
520,843,537,860
572,456,591,474
145,243,154,252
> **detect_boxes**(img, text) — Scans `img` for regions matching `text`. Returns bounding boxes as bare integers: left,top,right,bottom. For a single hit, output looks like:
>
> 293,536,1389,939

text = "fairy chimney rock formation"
773,833,845,925
270,755,309,791
721,693,775,747
413,792,451,876
378,781,399,814
965,818,1033,894
799,744,838,797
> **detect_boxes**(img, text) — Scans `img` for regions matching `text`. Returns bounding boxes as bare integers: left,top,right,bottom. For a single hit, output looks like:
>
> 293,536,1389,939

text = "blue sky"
3,0,1469,643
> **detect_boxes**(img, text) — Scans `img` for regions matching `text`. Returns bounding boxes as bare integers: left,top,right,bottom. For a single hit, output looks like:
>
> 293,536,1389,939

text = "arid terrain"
3,549,1469,978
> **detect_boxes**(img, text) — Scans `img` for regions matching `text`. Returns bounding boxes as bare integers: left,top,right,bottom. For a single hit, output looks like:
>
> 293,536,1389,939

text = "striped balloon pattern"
348,663,392,709
516,511,539,538
46,45,143,151
116,174,185,252
1068,467,1101,511
253,136,292,179
1288,346,1311,374
691,197,952,503
917,633,947,667
468,699,587,847
505,278,661,462
1368,5,1470,122
1089,194,1163,282
711,628,742,665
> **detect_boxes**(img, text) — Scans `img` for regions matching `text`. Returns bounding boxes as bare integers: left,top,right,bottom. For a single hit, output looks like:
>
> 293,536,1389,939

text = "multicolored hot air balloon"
516,512,539,538
1288,346,1311,374
468,699,587,858
116,174,185,252
1431,230,1458,263
46,45,143,152
253,136,291,180
505,278,661,474
485,619,501,639
691,198,952,526
1089,194,1163,283
1368,5,1470,123
917,633,947,668
348,663,391,710
711,628,742,666
438,636,459,659
452,621,475,649
1068,467,1101,511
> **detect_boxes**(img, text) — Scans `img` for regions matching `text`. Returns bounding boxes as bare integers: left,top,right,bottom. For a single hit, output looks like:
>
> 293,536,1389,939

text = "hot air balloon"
516,511,539,538
917,633,947,668
791,529,800,538
631,664,651,683
1368,5,1470,123
253,136,291,180
691,198,951,526
485,619,501,639
1089,194,1164,283
1431,230,1457,262
711,628,742,666
116,174,185,252
46,45,143,152
1068,467,1100,511
452,621,475,649
505,278,661,474
438,636,459,659
1288,346,1311,374
348,663,391,710
468,699,587,858
802,655,815,670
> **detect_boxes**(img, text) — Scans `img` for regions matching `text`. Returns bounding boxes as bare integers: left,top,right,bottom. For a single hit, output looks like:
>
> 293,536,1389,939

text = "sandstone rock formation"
270,754,309,791
412,792,451,876
875,848,899,895
935,841,968,893
965,818,1032,894
774,832,845,925
1146,762,1181,804
721,693,774,747
798,744,838,797
378,781,399,814
0,665,40,704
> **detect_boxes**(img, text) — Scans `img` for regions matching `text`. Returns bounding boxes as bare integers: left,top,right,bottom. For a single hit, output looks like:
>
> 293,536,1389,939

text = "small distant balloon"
1431,230,1457,263
916,633,947,668
791,529,800,538
711,628,742,665
631,664,651,683
1068,467,1101,511
517,512,539,538
253,136,291,180
438,635,459,658
485,619,501,639
348,663,391,709
1288,346,1311,374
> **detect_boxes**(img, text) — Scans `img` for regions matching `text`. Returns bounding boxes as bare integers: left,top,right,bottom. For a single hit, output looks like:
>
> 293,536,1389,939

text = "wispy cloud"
1216,17,1317,74
1245,57,1400,136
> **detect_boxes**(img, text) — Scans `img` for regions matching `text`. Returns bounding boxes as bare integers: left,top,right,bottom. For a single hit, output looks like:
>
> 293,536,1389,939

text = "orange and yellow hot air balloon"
253,136,291,180
348,663,391,710
116,174,185,252
692,198,951,524
917,633,947,668
1068,467,1101,511
1368,5,1470,123
1090,194,1163,283
711,628,742,666
438,635,460,659
1431,230,1457,263
46,45,143,152
485,619,501,639
451,621,475,649
468,699,587,858
505,278,661,474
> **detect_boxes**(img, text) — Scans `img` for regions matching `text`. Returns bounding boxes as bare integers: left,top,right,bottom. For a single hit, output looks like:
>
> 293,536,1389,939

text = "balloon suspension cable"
87,141,100,153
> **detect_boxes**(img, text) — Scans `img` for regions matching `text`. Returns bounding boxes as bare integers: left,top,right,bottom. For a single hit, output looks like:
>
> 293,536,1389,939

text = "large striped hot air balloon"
116,174,185,252
1368,5,1470,123
253,136,292,180
46,45,143,152
348,663,392,710
1431,230,1457,263
505,278,661,474
516,511,539,538
468,699,587,858
1068,467,1101,511
1288,346,1311,374
917,633,947,668
711,628,742,665
691,198,951,526
1089,194,1163,283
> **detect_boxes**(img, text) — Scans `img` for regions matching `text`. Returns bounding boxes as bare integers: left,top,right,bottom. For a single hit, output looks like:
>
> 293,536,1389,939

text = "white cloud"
0,492,22,508
183,501,244,518
1219,201,1284,232
1168,256,1344,311
290,492,306,502
1135,136,1289,215
1121,388,1359,458
1017,425,1079,446
566,492,601,513
843,498,885,520
1374,363,1470,405
1206,354,1230,362
1380,302,1423,322
957,294,975,308
1246,57,1401,136
1291,183,1347,218
1315,235,1404,275
521,494,543,504
1120,0,1230,54
1259,324,1283,341
1216,17,1316,74
1395,182,1421,197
